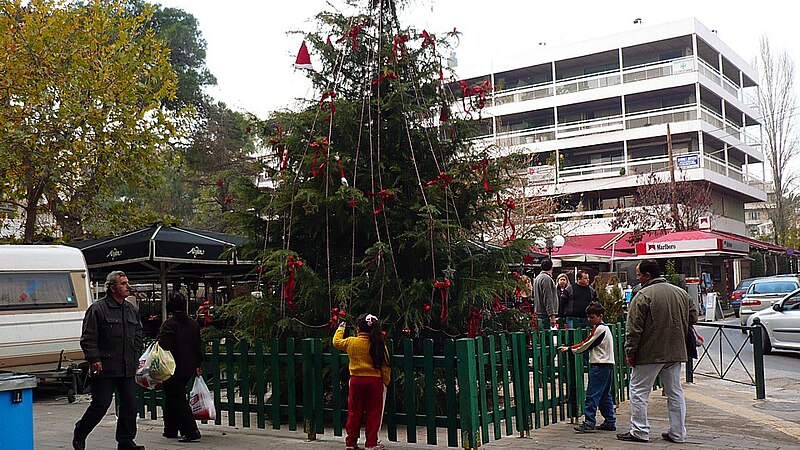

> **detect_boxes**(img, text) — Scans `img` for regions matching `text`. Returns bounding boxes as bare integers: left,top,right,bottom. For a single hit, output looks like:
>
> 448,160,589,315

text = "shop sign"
676,154,700,169
721,239,749,253
639,238,718,254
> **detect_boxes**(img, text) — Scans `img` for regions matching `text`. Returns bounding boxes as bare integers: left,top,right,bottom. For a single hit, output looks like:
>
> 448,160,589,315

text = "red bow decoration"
337,24,363,51
512,271,522,300
284,255,304,304
326,35,333,46
420,30,436,53
367,189,393,215
491,298,507,312
499,195,516,244
390,34,409,62
197,301,213,327
470,158,491,192
347,198,358,208
327,307,347,331
320,89,336,121
425,171,453,190
310,138,330,177
458,80,493,117
371,70,397,85
467,307,482,338
434,278,451,324
269,125,289,170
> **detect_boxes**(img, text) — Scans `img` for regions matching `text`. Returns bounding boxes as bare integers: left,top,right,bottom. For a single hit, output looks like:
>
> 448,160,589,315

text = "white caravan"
0,245,92,376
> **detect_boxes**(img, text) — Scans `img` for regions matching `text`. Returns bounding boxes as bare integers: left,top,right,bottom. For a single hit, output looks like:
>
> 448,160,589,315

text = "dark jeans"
162,375,200,438
584,364,616,427
74,376,137,445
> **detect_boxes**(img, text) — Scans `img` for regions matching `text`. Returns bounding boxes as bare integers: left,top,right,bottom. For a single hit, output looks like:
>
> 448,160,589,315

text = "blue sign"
676,154,700,169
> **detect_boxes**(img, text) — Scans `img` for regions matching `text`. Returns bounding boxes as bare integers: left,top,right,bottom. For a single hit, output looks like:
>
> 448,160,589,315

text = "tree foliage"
0,0,178,242
226,1,538,339
611,172,713,243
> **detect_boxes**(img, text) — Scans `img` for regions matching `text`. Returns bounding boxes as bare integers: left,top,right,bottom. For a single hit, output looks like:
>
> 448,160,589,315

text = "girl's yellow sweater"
333,327,391,385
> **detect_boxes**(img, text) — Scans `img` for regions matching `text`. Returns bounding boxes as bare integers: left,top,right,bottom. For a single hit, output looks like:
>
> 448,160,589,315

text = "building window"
747,211,760,221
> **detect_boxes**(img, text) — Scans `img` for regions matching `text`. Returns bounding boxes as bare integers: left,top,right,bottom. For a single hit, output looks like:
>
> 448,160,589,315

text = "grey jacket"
624,277,698,365
533,271,558,317
80,295,144,378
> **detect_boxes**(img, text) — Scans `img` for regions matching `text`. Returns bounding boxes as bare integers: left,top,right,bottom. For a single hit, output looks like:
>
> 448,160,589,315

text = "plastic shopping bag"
189,376,216,421
148,342,176,382
135,342,161,390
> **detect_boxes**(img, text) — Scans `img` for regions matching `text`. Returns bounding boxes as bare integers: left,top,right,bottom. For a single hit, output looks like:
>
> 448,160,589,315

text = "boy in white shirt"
559,301,616,432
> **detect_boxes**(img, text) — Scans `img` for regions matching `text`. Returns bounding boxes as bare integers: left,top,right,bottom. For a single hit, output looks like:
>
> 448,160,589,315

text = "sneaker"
574,422,596,433
616,431,648,442
597,422,617,431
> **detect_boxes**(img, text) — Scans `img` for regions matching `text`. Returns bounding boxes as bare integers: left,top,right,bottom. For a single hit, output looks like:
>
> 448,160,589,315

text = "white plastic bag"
135,342,161,390
189,376,216,420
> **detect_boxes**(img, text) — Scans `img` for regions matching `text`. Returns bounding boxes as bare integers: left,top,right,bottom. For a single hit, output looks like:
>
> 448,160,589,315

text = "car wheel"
759,325,772,355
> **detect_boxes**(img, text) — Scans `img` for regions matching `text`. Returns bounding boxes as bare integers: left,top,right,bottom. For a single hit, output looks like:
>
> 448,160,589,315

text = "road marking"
685,387,800,440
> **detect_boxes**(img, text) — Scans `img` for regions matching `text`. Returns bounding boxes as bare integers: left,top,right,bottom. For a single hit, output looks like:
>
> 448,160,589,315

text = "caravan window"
0,272,79,311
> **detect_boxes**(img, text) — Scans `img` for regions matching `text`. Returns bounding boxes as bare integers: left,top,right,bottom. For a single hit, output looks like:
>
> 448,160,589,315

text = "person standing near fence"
617,259,698,444
333,313,391,450
533,259,558,329
562,270,597,329
73,271,144,450
559,301,616,433
157,291,203,442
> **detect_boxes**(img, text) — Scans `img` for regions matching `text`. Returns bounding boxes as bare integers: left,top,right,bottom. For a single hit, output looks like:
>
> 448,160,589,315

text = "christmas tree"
225,0,548,340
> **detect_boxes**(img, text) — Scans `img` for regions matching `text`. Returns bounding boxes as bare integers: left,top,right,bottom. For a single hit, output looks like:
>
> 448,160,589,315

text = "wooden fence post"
456,338,481,449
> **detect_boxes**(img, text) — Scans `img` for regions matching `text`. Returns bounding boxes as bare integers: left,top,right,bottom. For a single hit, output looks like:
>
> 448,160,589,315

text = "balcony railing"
622,56,694,83
625,104,697,129
557,114,624,139
493,82,553,106
559,159,625,181
554,69,621,95
697,59,722,86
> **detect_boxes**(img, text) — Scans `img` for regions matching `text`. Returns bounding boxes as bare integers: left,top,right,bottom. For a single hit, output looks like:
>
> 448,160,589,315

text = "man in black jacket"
563,270,597,329
73,271,144,450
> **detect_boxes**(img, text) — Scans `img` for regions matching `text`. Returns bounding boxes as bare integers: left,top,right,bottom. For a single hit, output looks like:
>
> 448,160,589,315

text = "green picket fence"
137,324,632,448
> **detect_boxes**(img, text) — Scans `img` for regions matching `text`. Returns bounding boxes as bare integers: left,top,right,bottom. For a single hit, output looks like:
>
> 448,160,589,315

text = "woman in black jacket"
158,291,203,442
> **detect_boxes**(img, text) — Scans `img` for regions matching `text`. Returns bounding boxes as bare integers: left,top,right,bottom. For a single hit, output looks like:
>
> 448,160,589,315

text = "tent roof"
69,224,254,282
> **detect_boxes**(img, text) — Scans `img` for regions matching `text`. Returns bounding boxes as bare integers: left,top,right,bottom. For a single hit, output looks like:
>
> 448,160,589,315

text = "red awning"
713,230,786,252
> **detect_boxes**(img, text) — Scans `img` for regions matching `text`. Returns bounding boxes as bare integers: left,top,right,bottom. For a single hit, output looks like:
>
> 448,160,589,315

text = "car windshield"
738,279,755,290
750,281,799,294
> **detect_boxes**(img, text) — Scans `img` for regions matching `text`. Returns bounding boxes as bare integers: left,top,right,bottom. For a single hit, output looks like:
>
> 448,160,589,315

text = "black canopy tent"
70,224,255,321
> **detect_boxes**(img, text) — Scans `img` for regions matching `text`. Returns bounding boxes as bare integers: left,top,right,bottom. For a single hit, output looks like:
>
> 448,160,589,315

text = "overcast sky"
156,0,797,119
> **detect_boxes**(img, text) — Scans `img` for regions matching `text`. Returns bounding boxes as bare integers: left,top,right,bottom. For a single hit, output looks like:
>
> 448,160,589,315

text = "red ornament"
523,254,535,265
347,198,358,208
216,179,224,187
402,327,411,336
224,195,233,204
423,303,432,312
284,255,304,304
434,278,451,324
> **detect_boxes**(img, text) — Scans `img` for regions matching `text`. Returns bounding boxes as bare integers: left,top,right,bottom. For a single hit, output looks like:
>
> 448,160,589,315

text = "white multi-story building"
462,18,766,238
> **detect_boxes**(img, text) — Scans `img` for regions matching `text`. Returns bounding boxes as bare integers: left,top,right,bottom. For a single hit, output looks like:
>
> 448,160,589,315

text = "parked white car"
740,276,800,326
746,288,800,354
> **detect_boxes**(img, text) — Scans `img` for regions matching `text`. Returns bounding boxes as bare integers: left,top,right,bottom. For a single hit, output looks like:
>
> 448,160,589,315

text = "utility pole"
666,124,681,230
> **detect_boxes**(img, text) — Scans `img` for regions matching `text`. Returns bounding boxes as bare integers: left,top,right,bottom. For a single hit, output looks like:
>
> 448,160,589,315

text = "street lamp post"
535,234,565,258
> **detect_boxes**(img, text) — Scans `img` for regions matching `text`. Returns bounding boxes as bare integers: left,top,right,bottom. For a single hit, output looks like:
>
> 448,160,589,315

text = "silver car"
740,277,800,326
746,288,800,354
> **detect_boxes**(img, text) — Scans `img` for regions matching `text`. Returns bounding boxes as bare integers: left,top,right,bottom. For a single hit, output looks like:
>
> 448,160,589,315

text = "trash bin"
0,374,37,450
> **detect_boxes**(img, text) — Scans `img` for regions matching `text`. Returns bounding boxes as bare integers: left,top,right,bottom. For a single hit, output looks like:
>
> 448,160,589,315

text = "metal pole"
751,317,766,400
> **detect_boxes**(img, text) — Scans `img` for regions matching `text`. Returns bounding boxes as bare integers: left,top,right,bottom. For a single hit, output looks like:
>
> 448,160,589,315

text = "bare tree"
611,172,713,244
755,36,798,245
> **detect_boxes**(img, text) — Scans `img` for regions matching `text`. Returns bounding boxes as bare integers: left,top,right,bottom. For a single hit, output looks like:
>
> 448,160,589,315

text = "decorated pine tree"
225,0,548,340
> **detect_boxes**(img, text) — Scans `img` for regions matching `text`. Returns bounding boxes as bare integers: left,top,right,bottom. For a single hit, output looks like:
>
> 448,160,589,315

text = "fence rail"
136,326,638,448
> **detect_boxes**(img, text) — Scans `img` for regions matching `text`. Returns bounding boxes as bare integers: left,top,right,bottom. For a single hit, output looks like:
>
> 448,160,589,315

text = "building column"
698,131,705,169
724,143,730,177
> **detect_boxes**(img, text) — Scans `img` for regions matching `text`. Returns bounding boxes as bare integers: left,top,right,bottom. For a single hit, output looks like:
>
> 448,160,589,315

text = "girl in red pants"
333,313,391,450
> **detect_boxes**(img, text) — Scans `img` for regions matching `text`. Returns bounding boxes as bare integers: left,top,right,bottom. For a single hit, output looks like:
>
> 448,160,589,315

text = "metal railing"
687,321,765,399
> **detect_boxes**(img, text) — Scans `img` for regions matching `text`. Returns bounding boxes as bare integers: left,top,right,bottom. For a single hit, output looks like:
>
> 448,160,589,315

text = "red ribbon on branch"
491,298,507,312
467,307,482,338
367,189,393,215
390,34,409,62
327,307,347,331
425,171,453,190
284,255,304,306
470,158,491,192
197,301,212,327
458,80,493,117
420,30,436,54
499,195,516,244
310,138,330,177
434,278,451,324
269,125,289,170
371,70,397,85
337,24,363,51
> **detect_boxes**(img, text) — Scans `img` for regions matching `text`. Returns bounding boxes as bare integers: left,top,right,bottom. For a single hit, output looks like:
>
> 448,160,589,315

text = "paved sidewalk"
34,377,800,450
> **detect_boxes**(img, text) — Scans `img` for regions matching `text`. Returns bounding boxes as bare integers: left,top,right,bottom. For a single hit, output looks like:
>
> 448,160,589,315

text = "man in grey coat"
533,258,558,329
617,259,698,444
